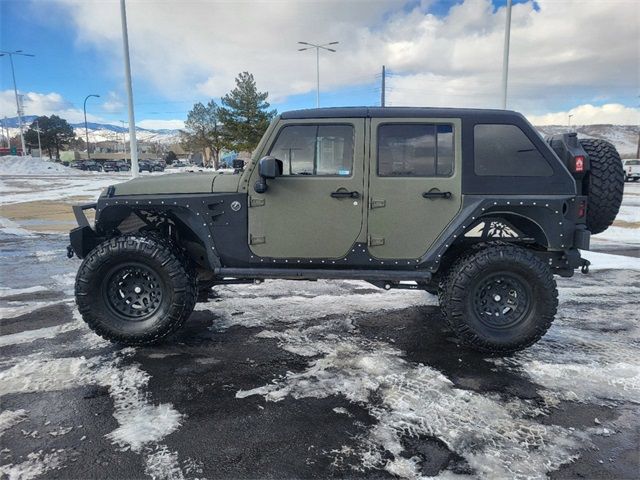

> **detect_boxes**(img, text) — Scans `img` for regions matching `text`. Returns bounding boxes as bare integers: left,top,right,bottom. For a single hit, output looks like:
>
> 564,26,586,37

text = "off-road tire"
75,234,197,345
579,139,624,235
439,244,557,354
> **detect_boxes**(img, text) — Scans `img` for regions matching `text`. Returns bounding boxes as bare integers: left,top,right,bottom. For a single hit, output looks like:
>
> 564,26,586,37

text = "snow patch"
0,286,48,298
0,321,80,347
236,318,585,478
0,217,35,237
581,251,640,270
144,446,186,480
0,300,64,320
0,156,73,175
0,450,65,480
0,409,28,436
0,352,184,452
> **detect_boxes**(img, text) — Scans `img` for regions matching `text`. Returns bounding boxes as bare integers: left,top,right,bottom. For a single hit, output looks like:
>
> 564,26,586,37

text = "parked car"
138,160,153,173
623,159,640,182
116,160,130,171
80,160,103,172
69,107,624,354
70,161,84,170
151,159,166,172
102,160,131,172
103,161,120,172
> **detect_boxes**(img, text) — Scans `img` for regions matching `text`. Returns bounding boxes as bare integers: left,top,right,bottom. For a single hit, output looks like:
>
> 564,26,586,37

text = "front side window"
474,124,553,177
377,124,454,177
268,124,354,176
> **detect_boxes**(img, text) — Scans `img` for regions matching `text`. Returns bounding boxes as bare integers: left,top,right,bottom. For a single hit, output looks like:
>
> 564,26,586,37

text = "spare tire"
579,139,624,235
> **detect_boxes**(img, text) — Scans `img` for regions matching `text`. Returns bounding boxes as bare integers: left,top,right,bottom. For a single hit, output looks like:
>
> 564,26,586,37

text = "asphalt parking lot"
1,174,639,479
1,226,639,479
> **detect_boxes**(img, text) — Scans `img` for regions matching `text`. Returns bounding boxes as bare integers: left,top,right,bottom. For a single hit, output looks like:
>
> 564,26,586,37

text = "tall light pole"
35,120,42,158
120,0,139,178
568,114,574,129
120,120,127,155
1,117,8,147
83,94,100,159
298,41,338,108
500,0,512,109
0,50,34,154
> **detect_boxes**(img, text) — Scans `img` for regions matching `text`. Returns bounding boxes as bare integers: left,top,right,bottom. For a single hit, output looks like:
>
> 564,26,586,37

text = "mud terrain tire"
579,138,624,235
440,244,557,354
75,234,197,345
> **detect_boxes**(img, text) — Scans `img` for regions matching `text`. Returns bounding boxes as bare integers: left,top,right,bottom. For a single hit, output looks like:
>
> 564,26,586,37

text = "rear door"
248,118,366,259
367,117,462,259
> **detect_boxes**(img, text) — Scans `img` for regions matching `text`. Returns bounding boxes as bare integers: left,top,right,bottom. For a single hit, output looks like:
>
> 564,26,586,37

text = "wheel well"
434,214,550,278
97,206,211,268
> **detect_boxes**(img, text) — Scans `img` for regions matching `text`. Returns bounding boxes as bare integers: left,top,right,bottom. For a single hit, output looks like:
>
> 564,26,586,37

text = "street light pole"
0,50,34,154
120,0,139,178
500,0,512,109
35,120,42,158
120,120,127,155
298,41,339,108
568,114,574,129
83,94,100,159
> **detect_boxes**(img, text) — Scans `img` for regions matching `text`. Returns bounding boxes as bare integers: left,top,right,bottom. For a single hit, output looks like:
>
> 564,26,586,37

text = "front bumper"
69,203,99,259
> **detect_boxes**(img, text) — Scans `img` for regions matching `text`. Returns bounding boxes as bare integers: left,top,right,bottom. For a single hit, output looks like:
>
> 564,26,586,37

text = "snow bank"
581,250,640,270
0,156,73,175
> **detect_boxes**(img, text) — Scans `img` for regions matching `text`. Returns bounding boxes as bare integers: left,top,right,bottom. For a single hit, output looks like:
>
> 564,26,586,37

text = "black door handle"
422,191,452,199
331,190,360,199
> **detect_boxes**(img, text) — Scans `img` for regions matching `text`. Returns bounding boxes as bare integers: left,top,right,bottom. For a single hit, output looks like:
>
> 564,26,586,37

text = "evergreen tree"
24,115,75,159
180,100,224,168
218,72,276,153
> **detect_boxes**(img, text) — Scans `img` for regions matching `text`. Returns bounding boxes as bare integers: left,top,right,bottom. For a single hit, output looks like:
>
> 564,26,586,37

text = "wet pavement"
1,231,639,479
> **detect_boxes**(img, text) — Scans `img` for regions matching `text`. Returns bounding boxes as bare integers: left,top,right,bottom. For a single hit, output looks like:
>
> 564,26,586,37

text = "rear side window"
474,124,552,177
625,160,640,165
378,124,454,177
269,124,354,176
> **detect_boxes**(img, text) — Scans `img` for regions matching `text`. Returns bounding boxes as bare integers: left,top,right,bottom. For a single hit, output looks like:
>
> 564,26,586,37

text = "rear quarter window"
474,124,553,177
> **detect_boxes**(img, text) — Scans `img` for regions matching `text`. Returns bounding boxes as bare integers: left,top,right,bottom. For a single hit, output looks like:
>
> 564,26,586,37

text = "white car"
623,159,640,182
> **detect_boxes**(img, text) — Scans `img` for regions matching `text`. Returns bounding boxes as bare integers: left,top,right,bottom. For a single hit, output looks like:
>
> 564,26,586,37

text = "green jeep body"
69,107,624,352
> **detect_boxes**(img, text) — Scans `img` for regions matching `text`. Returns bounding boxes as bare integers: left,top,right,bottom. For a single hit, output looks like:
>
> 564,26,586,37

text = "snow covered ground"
0,168,638,479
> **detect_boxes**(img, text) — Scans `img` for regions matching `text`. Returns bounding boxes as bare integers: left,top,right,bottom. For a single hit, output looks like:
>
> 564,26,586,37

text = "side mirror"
254,156,283,193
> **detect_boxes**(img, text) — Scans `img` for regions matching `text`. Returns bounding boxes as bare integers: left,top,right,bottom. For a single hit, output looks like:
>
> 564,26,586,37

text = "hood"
111,171,242,196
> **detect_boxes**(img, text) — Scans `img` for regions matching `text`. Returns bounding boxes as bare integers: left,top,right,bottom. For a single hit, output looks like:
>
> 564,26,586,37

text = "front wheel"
75,235,197,345
439,244,558,354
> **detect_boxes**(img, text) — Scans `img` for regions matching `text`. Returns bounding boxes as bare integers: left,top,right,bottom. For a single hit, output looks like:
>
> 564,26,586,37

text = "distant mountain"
1,116,179,135
1,115,181,145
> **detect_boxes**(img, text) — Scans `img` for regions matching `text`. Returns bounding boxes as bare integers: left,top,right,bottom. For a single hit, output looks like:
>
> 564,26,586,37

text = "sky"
0,0,638,130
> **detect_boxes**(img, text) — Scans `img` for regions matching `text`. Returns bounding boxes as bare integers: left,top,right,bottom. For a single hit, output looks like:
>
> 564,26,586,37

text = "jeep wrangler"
68,107,624,353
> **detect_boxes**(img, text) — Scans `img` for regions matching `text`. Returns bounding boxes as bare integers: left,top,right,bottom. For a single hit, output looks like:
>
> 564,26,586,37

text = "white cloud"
52,0,638,118
101,91,124,113
526,104,640,126
137,119,184,130
0,90,102,124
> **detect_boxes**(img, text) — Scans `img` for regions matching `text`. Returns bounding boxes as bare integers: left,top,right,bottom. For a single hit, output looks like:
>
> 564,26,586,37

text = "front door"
248,118,366,259
367,117,463,259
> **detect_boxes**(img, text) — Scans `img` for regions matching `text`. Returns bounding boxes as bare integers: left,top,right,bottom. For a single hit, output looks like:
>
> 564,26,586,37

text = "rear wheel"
579,139,624,234
75,235,197,345
439,244,557,354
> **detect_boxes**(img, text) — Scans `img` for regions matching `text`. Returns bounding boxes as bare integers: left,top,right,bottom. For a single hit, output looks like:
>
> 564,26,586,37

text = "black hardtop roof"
280,106,525,121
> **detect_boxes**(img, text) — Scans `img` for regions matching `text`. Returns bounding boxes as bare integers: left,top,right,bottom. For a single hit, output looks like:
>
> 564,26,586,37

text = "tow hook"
580,259,590,274
66,245,75,259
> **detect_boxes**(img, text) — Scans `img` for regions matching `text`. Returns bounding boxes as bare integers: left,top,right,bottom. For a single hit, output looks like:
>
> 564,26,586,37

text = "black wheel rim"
103,263,164,321
471,272,531,329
